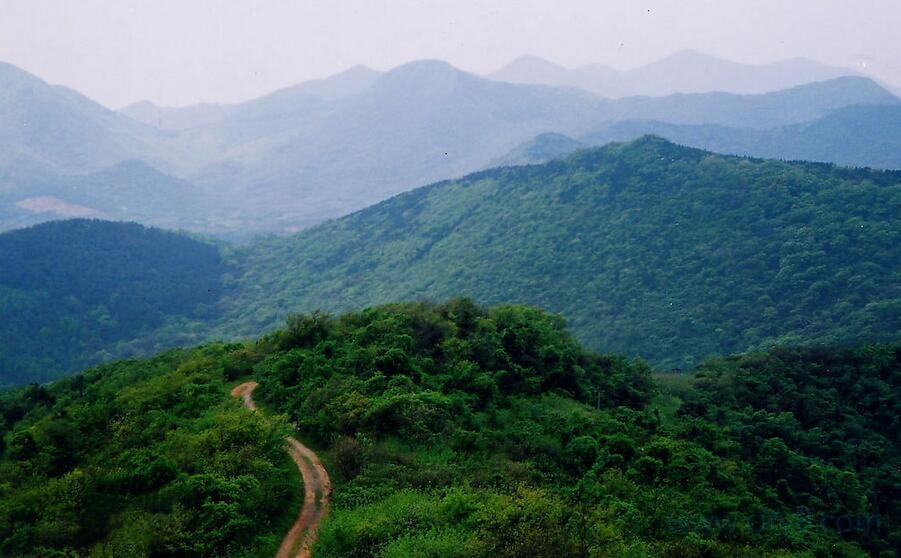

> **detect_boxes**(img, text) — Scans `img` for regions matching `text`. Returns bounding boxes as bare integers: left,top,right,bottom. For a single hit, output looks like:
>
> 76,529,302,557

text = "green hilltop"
0,300,896,556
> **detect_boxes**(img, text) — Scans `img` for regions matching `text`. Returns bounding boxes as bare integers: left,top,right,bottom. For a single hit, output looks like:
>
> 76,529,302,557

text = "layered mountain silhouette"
0,54,898,236
0,62,176,175
497,104,901,169
488,50,867,97
120,65,383,130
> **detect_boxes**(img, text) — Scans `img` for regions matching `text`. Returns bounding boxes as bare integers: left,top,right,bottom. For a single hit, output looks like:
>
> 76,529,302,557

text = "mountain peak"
636,49,734,71
786,75,897,101
488,56,577,85
600,134,694,157
373,60,470,92
342,64,378,75
278,64,382,100
501,55,568,71
121,99,159,112
386,59,462,76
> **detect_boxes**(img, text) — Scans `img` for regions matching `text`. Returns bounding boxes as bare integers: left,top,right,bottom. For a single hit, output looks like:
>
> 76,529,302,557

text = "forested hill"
2,137,900,382
223,136,901,368
0,301,896,556
0,220,228,385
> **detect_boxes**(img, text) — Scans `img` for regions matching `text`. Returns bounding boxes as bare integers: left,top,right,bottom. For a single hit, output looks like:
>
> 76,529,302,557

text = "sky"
1,0,899,108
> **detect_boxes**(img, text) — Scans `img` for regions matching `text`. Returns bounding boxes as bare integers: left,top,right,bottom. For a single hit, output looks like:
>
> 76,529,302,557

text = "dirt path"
231,381,332,558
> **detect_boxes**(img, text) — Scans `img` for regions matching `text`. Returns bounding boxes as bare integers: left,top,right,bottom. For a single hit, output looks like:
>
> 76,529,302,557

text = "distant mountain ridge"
488,50,871,97
119,65,382,130
0,56,898,237
497,103,901,170
0,62,175,175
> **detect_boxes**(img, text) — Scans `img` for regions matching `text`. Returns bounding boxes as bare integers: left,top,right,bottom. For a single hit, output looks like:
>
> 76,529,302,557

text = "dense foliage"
0,345,297,557
676,343,901,555
251,302,893,556
1,300,895,556
222,137,901,369
3,138,899,386
0,220,228,385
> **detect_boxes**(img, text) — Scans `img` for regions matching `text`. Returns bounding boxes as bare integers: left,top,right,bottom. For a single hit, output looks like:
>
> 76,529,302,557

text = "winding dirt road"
231,381,332,558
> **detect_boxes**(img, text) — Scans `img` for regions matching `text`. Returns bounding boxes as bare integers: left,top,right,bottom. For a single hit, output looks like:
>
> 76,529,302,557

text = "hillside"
0,62,176,175
0,346,297,557
588,76,897,129
1,138,898,382
0,220,228,385
0,62,210,232
222,137,901,368
0,302,895,556
120,65,382,130
180,68,899,233
488,132,586,167
178,60,607,230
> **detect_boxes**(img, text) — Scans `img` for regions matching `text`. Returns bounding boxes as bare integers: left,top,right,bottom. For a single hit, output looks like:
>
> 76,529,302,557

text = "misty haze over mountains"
0,51,899,238
494,104,901,170
488,49,875,97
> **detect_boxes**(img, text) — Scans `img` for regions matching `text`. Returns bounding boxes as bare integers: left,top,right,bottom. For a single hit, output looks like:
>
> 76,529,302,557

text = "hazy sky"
2,0,899,108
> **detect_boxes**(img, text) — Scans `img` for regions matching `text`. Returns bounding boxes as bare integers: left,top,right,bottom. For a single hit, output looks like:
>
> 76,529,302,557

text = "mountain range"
1,53,898,237
496,103,901,169
488,50,869,97
2,137,898,383
1,47,899,558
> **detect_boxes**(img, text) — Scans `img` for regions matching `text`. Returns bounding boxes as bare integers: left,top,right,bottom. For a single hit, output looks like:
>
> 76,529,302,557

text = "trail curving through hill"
231,381,332,558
